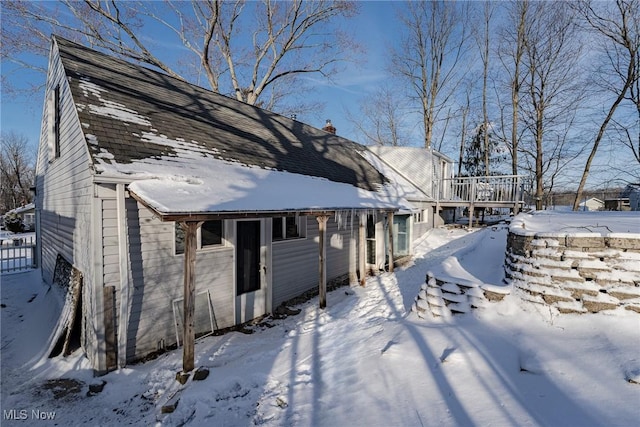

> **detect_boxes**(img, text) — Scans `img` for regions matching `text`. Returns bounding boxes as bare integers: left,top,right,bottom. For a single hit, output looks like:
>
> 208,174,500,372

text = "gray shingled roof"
55,36,387,192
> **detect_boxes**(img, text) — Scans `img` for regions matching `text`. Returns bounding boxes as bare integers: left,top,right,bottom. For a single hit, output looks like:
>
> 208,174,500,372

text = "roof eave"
129,189,399,223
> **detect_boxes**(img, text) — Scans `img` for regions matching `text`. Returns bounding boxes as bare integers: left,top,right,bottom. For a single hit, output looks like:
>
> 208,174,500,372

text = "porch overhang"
127,185,404,375
129,188,397,221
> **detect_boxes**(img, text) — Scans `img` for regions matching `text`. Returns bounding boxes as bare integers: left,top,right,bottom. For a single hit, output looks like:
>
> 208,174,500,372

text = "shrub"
3,213,25,233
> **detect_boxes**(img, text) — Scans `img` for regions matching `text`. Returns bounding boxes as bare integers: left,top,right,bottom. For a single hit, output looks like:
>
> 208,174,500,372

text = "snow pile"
511,210,640,235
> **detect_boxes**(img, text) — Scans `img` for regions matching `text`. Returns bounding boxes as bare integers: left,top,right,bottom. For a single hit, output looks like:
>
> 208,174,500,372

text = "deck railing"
0,234,37,273
433,175,526,205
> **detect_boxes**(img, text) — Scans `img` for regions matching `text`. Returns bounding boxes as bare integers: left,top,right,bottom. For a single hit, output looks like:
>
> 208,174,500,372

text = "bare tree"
518,2,585,209
497,1,530,179
472,1,496,176
0,132,35,213
2,0,359,116
455,79,475,176
347,84,409,146
572,0,640,210
392,0,469,150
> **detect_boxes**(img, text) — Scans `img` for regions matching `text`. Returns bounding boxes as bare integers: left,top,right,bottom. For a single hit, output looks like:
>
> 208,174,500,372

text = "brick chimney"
322,119,336,134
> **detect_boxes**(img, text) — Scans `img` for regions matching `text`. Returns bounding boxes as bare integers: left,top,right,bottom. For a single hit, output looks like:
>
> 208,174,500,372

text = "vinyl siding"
272,216,355,307
34,42,96,366
102,196,235,363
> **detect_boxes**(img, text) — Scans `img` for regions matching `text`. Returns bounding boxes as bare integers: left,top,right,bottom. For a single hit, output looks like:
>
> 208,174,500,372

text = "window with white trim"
175,220,225,254
272,216,306,241
414,209,428,223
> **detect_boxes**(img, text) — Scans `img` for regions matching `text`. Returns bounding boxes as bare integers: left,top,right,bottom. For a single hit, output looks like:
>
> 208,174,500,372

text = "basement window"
273,216,306,241
175,220,225,255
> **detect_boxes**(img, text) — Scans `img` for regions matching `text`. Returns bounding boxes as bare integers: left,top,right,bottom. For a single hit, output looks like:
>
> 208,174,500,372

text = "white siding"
104,197,235,363
34,42,97,367
272,217,355,307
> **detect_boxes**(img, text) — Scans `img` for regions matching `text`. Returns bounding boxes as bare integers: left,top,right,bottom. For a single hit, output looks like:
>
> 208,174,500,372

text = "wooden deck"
432,175,526,226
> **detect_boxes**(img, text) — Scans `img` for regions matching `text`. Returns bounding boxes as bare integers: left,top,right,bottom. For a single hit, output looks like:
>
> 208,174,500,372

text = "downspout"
116,184,130,368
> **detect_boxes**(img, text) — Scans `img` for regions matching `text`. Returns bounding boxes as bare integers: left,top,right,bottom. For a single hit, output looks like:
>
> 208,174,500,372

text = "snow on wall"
505,229,640,314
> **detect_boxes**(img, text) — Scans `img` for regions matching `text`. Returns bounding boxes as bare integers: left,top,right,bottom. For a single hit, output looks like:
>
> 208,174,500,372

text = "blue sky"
1,1,401,156
2,1,636,191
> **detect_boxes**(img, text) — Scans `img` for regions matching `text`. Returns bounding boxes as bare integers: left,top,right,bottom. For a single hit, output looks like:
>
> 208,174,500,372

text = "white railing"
1,233,37,273
433,175,526,204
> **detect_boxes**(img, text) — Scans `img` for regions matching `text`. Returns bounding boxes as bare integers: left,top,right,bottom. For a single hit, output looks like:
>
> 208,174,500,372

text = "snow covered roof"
5,203,35,216
54,36,411,217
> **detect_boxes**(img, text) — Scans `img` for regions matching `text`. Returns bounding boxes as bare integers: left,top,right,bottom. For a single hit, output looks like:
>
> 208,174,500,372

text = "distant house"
578,197,604,212
35,36,417,373
620,184,640,211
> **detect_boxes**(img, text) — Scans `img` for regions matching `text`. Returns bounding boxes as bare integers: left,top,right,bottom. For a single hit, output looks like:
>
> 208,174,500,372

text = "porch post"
348,227,358,285
180,221,202,373
116,184,130,369
469,178,476,229
358,213,366,287
316,215,330,309
387,211,394,273
513,176,521,215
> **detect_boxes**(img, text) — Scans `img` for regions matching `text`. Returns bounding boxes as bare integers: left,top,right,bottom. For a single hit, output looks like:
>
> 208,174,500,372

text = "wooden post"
181,221,202,373
348,226,357,285
387,211,394,273
513,176,521,215
469,179,476,229
103,286,117,371
116,184,130,368
316,215,329,309
358,213,366,287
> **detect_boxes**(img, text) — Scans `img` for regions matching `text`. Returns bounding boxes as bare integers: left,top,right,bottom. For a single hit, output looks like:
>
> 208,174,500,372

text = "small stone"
193,368,209,381
161,390,182,414
87,380,106,396
175,372,190,385
276,396,288,408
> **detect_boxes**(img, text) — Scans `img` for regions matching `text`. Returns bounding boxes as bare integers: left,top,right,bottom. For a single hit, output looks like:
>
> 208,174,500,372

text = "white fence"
433,175,526,204
1,233,36,273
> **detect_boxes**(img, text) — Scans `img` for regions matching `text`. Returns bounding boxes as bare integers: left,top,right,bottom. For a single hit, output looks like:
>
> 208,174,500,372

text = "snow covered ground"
1,225,639,426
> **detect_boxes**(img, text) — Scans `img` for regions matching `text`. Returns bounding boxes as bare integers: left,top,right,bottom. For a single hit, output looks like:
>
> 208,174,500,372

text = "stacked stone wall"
505,231,640,314
413,273,509,318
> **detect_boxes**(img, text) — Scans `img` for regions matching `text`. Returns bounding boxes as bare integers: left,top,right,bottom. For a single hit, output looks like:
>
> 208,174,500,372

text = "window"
54,86,61,158
393,215,410,257
272,216,305,241
48,85,61,160
201,220,223,247
366,215,376,265
414,209,428,223
175,220,225,255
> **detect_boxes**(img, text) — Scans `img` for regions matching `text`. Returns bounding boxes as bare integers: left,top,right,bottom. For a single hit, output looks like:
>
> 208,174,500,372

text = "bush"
3,213,25,233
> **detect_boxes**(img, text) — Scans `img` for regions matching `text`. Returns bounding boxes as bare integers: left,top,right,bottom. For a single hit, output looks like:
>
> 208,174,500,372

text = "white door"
235,220,267,323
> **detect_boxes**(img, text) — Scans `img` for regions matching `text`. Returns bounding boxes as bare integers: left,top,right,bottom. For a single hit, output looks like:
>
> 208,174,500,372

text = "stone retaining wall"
505,231,640,314
412,273,510,318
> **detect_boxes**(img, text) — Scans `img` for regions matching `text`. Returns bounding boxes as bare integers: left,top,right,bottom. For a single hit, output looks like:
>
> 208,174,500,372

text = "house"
578,197,604,212
620,184,640,211
34,36,415,374
366,146,454,235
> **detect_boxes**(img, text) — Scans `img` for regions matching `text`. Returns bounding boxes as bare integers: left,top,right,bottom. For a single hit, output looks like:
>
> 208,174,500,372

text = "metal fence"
0,234,37,273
